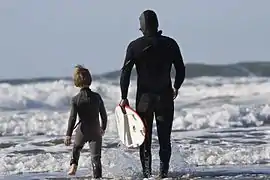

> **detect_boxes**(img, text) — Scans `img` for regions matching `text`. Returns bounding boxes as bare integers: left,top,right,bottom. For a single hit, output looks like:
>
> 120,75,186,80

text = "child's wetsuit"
66,87,107,178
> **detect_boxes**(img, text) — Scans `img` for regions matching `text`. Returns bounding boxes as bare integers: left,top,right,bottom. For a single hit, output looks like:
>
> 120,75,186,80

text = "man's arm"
99,95,108,131
120,41,135,99
66,97,78,136
171,39,185,90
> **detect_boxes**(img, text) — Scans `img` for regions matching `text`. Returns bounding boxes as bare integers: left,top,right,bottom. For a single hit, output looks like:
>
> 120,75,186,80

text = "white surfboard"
114,105,146,148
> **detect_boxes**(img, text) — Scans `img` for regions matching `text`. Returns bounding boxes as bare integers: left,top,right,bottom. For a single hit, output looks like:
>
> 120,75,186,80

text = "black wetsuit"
66,87,107,178
120,10,185,178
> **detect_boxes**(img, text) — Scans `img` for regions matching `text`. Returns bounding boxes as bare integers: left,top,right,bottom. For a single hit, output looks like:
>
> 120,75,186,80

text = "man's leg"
155,95,174,178
89,135,102,178
136,92,155,178
138,111,154,178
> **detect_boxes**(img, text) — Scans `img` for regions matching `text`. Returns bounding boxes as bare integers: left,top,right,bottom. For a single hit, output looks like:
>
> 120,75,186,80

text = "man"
119,9,185,178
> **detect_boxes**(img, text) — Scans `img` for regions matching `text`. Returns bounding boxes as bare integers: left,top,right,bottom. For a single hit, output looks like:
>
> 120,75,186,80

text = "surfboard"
114,105,146,148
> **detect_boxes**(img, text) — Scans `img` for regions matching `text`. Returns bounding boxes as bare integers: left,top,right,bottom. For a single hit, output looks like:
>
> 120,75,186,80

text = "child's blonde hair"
73,65,92,88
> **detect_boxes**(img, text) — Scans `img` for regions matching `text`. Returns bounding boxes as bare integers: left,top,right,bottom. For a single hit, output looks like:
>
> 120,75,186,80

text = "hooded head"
139,10,160,36
73,65,92,88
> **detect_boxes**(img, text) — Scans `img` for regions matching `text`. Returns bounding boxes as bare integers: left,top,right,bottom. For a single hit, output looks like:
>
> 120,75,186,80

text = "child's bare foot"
67,164,77,175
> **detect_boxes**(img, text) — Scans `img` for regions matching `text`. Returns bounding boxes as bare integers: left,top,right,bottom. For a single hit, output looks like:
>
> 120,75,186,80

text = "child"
64,65,108,179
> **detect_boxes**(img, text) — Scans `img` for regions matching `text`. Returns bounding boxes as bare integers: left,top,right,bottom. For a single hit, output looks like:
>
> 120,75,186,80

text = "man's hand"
64,136,72,146
119,99,129,114
173,87,179,100
100,128,105,136
119,99,129,107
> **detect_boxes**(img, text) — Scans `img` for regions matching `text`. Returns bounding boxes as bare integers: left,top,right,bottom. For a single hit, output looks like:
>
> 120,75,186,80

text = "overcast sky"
0,0,269,79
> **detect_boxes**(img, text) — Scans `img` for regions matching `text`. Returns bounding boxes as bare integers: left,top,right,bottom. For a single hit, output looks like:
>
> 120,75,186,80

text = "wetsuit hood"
139,10,161,36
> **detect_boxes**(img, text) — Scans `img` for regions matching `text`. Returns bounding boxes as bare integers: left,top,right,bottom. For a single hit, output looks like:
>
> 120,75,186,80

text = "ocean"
1,62,270,179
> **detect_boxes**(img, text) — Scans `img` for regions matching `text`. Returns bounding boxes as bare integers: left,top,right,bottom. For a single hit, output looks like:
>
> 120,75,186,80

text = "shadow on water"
129,165,270,179
3,165,270,180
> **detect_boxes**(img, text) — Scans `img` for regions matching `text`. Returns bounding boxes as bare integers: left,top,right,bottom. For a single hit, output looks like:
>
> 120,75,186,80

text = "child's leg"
69,131,86,174
89,136,102,178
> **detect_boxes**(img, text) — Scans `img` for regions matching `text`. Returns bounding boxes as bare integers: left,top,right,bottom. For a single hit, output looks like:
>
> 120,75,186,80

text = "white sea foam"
1,77,270,178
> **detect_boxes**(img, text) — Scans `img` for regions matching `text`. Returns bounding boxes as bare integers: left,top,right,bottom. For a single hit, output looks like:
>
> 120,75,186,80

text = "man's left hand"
100,128,105,136
173,88,178,100
64,136,72,146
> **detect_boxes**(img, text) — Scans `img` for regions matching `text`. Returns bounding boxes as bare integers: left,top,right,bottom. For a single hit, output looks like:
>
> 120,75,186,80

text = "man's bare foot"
67,164,77,175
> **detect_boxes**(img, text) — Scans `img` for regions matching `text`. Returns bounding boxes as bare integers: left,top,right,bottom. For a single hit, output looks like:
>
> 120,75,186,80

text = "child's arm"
99,95,108,132
66,97,78,137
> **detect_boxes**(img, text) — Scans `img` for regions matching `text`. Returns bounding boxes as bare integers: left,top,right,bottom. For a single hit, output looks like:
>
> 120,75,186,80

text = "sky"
0,0,269,79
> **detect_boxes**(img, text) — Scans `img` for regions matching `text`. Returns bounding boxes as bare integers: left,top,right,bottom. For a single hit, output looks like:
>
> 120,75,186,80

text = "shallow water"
1,77,270,179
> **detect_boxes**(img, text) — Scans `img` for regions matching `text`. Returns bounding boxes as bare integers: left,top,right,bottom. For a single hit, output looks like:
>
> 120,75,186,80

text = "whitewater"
1,76,270,179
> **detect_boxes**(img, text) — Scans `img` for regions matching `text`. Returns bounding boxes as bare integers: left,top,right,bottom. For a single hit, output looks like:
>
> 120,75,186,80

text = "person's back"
120,10,185,99
119,10,185,178
69,88,106,137
126,33,183,94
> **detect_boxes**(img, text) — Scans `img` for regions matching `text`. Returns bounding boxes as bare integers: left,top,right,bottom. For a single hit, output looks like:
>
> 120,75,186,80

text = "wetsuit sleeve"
66,97,78,136
171,39,186,89
99,95,108,131
120,42,135,99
